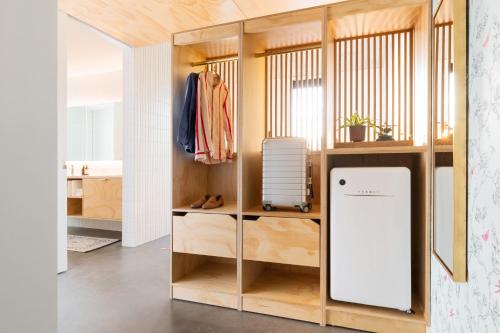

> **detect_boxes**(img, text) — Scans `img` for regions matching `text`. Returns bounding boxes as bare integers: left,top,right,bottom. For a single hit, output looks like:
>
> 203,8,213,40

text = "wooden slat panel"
265,46,322,150
333,29,414,145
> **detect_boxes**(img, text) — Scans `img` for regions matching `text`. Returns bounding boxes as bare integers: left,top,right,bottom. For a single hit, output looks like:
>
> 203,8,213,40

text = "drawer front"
243,217,319,267
173,213,236,258
242,297,320,323
172,286,237,309
82,178,122,220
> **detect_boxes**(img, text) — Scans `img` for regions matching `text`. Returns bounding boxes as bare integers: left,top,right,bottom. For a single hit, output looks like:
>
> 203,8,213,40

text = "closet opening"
172,24,240,214
324,2,431,330
326,3,430,151
241,8,324,218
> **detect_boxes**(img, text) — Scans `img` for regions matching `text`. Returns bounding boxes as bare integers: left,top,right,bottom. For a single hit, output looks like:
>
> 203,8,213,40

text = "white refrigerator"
330,167,412,312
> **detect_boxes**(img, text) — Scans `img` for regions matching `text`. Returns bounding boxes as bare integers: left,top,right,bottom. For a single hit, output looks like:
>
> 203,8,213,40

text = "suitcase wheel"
300,204,311,213
263,204,273,211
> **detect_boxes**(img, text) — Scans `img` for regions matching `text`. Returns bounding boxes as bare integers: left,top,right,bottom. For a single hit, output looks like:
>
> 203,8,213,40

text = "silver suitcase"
262,137,312,213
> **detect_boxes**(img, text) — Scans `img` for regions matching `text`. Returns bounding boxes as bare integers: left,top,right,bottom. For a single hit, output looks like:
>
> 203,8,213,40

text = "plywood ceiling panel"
331,5,423,39
60,0,428,47
233,0,345,18
59,0,246,46
434,0,452,24
59,0,350,46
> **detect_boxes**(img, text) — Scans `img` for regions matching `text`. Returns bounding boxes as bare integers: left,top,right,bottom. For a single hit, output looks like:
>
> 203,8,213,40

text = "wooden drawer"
82,178,122,220
243,217,319,267
173,213,236,258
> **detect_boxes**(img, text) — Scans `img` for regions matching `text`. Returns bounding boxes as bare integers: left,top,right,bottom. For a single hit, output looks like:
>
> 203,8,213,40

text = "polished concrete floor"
58,227,364,333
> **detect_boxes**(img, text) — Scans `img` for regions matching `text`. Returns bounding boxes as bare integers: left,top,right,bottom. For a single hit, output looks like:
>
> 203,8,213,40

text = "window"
266,48,323,151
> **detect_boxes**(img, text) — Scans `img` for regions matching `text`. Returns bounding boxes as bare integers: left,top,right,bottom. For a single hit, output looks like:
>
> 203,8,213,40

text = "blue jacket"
177,73,199,153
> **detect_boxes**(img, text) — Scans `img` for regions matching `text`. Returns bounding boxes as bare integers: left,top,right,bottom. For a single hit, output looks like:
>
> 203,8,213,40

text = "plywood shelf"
325,298,426,333
243,205,321,219
242,267,321,322
173,261,237,294
327,145,428,155
434,144,453,153
172,260,238,309
172,201,237,215
244,268,320,306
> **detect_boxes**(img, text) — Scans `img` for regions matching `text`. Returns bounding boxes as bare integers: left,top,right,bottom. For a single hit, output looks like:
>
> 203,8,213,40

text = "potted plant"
376,123,395,141
340,113,374,142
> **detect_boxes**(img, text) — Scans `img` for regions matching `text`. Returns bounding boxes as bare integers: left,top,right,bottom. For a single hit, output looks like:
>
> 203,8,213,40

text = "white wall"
429,1,500,332
0,1,57,331
122,42,171,247
58,11,68,274
67,71,123,107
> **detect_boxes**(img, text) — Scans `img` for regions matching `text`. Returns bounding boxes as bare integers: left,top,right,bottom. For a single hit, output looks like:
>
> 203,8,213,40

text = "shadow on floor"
58,232,365,333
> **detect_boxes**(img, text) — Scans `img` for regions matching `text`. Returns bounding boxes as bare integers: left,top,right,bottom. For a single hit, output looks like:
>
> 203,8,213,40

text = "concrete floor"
58,227,364,333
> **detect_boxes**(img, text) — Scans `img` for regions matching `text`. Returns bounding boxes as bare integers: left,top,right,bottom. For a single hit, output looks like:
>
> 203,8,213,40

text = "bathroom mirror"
432,0,467,282
67,102,123,161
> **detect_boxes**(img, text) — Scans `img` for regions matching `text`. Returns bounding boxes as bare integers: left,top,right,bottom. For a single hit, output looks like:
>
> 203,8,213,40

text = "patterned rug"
67,235,120,253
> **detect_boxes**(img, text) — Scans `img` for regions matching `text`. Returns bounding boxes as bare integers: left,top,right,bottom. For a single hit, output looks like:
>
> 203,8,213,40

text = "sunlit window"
266,48,323,151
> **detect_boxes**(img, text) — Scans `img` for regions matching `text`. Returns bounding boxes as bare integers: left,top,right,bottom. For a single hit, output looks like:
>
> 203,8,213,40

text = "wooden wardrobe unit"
170,1,431,332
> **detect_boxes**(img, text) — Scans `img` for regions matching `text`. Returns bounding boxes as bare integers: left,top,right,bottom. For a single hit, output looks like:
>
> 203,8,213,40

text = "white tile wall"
122,42,171,247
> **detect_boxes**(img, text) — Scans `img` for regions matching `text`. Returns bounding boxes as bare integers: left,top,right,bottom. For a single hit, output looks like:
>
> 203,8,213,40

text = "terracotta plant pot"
349,125,366,142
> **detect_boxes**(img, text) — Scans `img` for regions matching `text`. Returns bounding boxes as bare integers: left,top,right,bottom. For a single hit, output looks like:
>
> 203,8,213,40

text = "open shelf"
243,204,320,219
172,261,237,294
173,201,237,215
434,144,453,153
172,253,237,309
327,145,428,155
325,298,426,332
242,262,320,323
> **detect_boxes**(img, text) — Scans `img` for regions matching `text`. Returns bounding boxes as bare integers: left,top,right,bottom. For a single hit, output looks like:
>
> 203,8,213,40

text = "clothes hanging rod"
191,54,238,67
255,42,322,58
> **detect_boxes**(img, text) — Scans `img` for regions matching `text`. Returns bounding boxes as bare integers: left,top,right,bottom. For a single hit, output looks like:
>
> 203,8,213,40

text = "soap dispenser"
82,164,89,176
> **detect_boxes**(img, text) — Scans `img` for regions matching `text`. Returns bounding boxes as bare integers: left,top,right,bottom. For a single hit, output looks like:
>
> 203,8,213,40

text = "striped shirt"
195,72,234,164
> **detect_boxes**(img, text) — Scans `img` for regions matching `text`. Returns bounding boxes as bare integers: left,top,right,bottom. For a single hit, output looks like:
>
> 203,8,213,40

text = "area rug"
67,235,120,253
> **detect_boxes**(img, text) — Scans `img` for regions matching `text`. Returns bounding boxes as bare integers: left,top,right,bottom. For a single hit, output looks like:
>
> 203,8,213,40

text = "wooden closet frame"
169,1,432,332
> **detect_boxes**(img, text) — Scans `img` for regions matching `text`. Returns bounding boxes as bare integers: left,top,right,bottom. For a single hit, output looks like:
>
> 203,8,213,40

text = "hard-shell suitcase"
262,137,312,213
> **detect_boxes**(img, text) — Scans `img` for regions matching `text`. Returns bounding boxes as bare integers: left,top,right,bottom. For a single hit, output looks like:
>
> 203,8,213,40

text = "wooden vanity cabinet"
81,178,122,221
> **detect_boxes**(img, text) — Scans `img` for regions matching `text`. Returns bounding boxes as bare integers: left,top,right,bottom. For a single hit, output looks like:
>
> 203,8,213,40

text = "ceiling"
331,5,423,39
66,16,123,77
58,0,345,47
434,0,452,24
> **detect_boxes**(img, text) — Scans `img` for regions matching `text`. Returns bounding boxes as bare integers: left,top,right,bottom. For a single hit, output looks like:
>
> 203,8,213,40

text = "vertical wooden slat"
334,40,337,144
354,39,358,115
409,29,414,141
284,53,288,136
391,33,395,139
316,48,320,151
305,49,309,143
367,37,371,140
397,32,401,141
361,37,364,120
350,39,353,122
446,24,454,134
379,35,383,134
265,56,269,137
273,55,279,137
440,25,445,137
404,32,408,141
385,34,388,129
344,40,347,142
295,52,298,136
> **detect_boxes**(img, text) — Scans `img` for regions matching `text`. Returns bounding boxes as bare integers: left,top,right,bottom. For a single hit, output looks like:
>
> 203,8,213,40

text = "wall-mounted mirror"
432,0,467,282
67,102,123,161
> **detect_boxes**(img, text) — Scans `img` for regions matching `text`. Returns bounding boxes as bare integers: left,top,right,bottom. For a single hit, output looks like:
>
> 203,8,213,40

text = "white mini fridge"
330,167,412,312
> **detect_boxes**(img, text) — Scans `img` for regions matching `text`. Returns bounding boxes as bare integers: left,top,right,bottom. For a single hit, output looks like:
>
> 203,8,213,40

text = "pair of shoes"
190,194,224,209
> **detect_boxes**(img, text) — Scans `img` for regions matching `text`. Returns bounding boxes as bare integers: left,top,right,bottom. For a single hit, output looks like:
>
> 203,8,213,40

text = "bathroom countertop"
67,175,122,179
